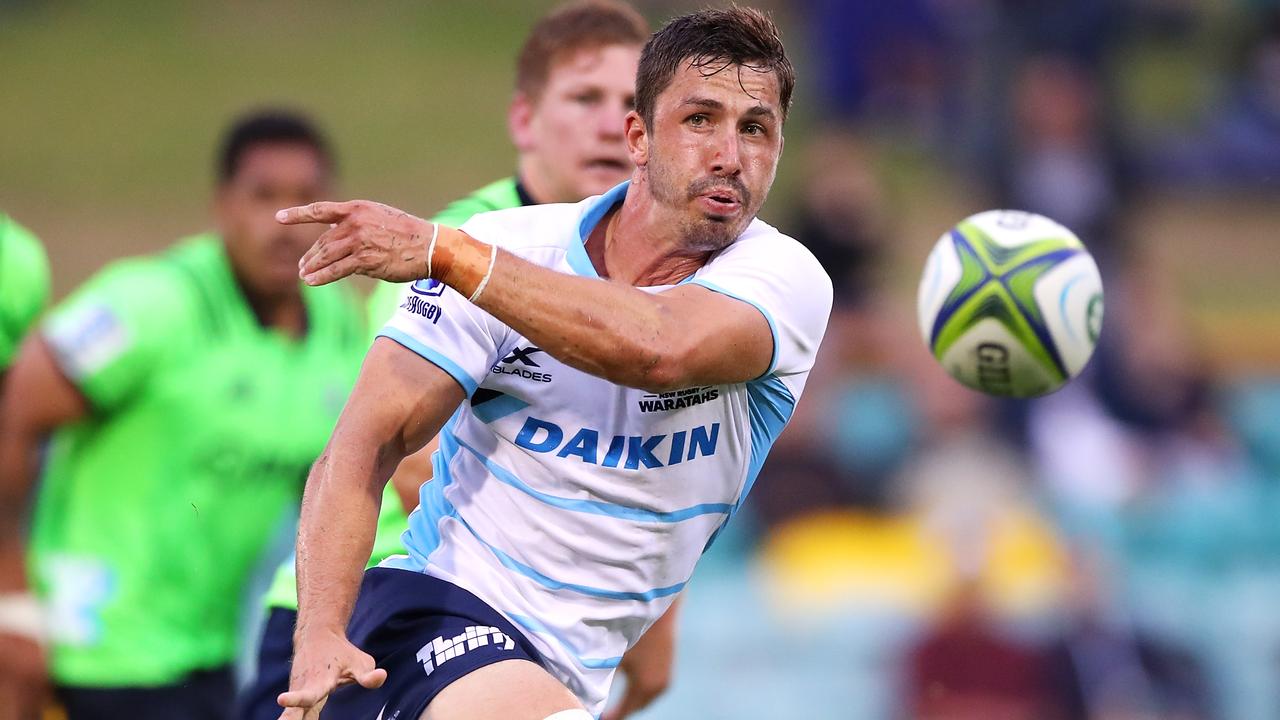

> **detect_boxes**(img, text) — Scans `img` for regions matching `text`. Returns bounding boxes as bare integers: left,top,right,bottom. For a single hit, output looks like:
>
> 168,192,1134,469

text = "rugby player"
277,8,831,719
238,3,678,720
0,215,50,375
0,112,366,720
0,213,51,720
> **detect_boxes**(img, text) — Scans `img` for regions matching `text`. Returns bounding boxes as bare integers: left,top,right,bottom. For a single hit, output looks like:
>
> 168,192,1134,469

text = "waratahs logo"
411,279,446,297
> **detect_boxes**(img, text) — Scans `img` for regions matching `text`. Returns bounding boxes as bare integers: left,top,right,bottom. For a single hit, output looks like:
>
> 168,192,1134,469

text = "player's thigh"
420,659,584,720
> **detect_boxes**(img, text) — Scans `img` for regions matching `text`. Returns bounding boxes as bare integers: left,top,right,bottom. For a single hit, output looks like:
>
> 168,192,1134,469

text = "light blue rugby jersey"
377,181,833,715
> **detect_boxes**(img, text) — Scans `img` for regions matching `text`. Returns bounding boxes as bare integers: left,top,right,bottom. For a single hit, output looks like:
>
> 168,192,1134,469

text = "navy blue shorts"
319,566,546,719
237,606,298,720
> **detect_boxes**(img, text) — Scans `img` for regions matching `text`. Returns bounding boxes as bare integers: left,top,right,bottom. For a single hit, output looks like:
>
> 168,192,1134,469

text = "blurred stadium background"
4,0,1280,718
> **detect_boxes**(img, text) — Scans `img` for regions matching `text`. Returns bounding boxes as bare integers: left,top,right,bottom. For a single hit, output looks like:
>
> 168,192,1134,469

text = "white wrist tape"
0,593,47,644
469,243,498,304
542,711,593,720
425,222,440,279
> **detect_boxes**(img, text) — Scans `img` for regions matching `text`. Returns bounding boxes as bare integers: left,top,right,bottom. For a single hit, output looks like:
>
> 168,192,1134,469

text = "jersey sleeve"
365,180,520,340
41,260,188,411
377,276,507,398
374,209,529,396
686,230,833,380
0,216,52,369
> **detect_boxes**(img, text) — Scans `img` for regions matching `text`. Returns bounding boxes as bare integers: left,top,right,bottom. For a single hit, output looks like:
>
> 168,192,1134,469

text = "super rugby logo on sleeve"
45,304,131,378
401,279,446,324
411,279,446,297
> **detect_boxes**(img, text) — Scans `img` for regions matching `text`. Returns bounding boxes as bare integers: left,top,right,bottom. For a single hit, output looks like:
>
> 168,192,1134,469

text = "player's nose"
708,132,742,177
597,102,628,139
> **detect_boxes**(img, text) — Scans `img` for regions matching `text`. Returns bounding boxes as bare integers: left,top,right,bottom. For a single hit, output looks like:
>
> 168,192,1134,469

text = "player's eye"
742,123,766,136
574,91,602,105
687,113,708,126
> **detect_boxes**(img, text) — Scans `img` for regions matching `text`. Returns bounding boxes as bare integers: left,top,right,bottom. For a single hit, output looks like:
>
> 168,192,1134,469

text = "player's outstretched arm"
0,337,88,718
280,337,463,719
279,202,776,392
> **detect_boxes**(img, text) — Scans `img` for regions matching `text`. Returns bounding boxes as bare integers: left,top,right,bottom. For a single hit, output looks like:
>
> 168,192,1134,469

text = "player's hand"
277,628,386,720
0,632,49,720
277,200,435,286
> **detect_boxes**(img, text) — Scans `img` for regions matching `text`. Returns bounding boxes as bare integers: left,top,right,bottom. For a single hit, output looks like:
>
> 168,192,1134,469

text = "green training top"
31,234,366,687
263,176,525,611
0,214,51,368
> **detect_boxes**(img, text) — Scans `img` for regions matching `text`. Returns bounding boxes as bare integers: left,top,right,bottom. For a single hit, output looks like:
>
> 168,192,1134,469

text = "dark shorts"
57,666,235,720
237,606,298,720
318,566,546,720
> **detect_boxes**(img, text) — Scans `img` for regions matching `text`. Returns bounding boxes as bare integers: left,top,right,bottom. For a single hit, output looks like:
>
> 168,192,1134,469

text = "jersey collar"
569,180,629,278
514,176,538,208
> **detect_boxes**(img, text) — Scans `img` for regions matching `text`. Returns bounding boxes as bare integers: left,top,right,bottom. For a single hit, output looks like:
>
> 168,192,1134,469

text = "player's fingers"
338,646,387,690
354,666,387,689
276,201,350,225
302,254,363,286
299,228,362,280
298,225,353,275
277,683,329,709
278,706,327,720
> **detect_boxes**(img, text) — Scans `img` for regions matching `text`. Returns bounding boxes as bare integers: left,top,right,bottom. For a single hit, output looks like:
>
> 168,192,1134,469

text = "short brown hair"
635,6,794,127
515,0,650,101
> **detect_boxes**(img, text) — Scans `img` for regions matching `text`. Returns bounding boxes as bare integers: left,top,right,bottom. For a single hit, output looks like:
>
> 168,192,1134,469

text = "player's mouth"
697,190,741,215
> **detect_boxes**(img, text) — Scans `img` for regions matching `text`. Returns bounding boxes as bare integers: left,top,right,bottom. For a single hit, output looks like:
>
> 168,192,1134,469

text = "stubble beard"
645,151,752,254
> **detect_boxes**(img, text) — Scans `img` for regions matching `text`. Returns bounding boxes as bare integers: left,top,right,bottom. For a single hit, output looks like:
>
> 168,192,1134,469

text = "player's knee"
542,711,593,720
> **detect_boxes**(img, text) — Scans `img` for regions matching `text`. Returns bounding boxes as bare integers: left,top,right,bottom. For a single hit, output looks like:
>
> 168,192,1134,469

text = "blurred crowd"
3,1,1280,719
649,1,1280,719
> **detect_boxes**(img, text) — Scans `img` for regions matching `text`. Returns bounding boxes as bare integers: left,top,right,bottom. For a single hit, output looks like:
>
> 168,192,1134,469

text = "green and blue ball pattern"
917,210,1104,398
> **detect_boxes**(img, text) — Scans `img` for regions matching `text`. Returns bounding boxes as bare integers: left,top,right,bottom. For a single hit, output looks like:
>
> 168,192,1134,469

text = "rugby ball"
917,210,1104,398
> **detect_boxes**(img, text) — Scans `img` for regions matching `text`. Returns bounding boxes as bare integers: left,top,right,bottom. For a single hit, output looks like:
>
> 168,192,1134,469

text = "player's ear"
625,111,648,167
508,92,536,152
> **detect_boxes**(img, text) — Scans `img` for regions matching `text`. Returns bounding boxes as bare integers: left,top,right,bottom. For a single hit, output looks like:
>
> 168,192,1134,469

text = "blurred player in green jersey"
237,4,677,720
0,213,51,720
0,215,50,375
0,111,366,720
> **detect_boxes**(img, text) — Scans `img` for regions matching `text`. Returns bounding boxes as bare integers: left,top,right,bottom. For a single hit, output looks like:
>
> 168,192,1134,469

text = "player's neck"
587,194,712,287
516,163,571,205
249,295,307,337
232,270,308,338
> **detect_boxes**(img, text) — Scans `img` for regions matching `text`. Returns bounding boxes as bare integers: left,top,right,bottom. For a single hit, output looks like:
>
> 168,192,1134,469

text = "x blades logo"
493,346,552,382
501,346,543,367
